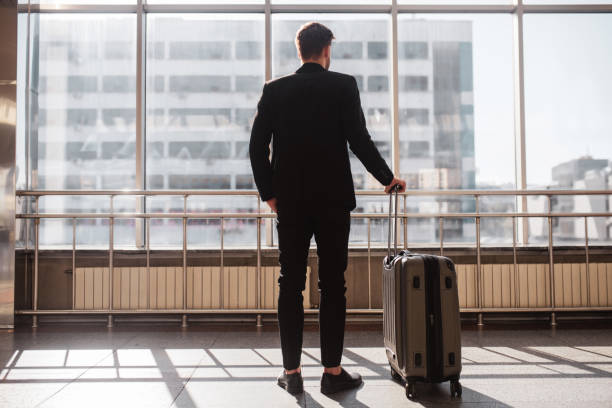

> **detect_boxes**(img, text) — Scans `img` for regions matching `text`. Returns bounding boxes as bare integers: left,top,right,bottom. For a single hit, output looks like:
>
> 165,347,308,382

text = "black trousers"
276,206,351,370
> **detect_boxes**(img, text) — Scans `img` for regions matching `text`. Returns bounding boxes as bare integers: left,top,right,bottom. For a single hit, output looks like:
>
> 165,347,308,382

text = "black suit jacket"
249,62,394,212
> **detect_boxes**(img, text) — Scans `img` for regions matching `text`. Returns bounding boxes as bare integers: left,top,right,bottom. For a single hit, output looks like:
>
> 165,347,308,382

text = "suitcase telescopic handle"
387,183,401,262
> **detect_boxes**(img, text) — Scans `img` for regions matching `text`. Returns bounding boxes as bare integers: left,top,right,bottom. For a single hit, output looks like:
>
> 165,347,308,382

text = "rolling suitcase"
382,186,462,399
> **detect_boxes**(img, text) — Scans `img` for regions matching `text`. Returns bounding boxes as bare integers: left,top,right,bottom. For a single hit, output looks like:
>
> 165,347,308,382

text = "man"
249,22,406,395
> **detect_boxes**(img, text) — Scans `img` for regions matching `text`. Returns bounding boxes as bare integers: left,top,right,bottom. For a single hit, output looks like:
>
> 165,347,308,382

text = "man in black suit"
250,22,406,395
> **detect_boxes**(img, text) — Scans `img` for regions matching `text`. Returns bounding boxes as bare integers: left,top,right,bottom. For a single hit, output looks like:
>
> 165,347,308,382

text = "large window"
147,14,264,196
146,14,264,247
27,14,137,191
524,14,612,244
524,14,612,190
398,14,515,192
15,2,612,249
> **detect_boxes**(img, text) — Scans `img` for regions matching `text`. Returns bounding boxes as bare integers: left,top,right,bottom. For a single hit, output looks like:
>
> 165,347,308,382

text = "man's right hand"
384,178,407,194
266,197,278,213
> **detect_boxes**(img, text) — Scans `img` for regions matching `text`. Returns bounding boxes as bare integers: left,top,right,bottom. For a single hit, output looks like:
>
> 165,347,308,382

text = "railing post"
257,214,262,313
439,217,444,257
32,215,39,328
72,217,76,310
512,215,519,308
584,216,590,307
220,217,224,308
367,217,372,310
547,195,556,326
182,194,188,327
146,216,150,310
476,195,483,325
403,195,407,250
108,195,114,328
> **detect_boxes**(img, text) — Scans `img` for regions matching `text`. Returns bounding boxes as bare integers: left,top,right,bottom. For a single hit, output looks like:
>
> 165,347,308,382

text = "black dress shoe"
320,368,363,395
277,370,304,395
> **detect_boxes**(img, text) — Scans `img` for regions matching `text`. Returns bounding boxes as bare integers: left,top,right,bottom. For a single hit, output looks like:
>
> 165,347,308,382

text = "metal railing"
15,188,612,327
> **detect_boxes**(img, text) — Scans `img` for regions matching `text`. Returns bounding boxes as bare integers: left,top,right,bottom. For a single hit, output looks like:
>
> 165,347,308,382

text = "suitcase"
382,185,462,399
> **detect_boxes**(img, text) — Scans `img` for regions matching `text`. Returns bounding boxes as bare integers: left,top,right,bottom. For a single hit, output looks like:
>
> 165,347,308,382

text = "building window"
408,141,430,158
367,41,387,59
68,76,97,93
102,109,136,128
103,75,136,93
275,41,297,60
169,41,231,60
66,142,97,161
354,75,364,92
399,108,428,126
148,76,165,93
236,41,262,60
169,75,231,93
367,108,390,127
333,41,362,59
236,175,254,189
399,41,428,59
374,141,391,159
147,175,165,189
400,75,428,92
147,41,165,59
67,109,97,128
235,141,250,159
101,142,135,160
168,108,231,127
105,41,133,60
169,175,231,189
368,75,388,92
168,142,231,160
235,76,263,93
235,108,256,127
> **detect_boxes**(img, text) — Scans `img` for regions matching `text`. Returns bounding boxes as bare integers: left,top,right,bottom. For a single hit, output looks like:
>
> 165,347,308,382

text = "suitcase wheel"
405,382,417,400
450,380,462,398
389,365,402,382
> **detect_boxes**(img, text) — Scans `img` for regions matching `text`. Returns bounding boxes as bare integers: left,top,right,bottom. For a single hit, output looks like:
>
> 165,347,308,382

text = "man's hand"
266,198,278,213
384,177,407,194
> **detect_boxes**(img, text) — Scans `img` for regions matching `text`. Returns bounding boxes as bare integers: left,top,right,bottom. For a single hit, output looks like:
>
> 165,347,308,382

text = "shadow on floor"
0,324,611,407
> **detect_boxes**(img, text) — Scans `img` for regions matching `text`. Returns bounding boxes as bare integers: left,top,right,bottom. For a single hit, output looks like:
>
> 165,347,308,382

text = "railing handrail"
15,212,612,219
15,188,612,197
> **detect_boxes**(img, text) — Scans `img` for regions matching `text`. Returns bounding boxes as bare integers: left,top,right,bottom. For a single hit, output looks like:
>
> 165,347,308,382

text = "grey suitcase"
383,186,462,399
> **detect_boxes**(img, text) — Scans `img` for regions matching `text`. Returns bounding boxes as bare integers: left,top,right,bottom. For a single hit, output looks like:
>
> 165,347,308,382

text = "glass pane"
275,0,388,3
399,0,510,3
27,1,135,3
16,14,27,191
552,216,585,246
272,14,392,192
146,14,264,248
148,0,262,3
146,14,264,193
481,217,514,246
398,14,515,191
588,217,612,245
27,14,137,191
526,0,612,4
524,14,612,189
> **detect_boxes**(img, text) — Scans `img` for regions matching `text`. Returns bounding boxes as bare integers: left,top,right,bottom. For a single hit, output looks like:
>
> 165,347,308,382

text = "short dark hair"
295,22,335,60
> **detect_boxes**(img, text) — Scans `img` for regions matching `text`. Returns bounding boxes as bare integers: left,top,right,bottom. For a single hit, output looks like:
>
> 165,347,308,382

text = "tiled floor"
1,321,612,407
